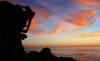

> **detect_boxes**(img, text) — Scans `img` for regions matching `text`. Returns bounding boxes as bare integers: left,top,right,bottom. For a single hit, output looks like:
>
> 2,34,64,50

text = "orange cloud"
76,10,97,28
79,17,88,22
75,0,100,5
75,23,89,28
50,25,65,35
68,9,97,28
29,18,38,30
80,9,97,16
75,17,90,28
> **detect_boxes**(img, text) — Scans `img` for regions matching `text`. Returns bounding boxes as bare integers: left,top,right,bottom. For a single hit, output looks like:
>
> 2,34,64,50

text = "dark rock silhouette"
25,48,77,61
40,48,58,61
24,51,40,61
0,1,35,61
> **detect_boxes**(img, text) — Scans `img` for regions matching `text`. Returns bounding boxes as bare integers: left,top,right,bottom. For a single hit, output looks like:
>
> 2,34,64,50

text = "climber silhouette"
0,1,35,61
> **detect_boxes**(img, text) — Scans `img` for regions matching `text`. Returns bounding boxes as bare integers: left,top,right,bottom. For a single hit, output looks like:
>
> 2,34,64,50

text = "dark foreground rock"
0,1,35,61
25,48,77,61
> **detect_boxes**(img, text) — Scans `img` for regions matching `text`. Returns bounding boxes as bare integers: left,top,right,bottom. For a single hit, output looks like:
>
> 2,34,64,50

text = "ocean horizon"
25,47,100,61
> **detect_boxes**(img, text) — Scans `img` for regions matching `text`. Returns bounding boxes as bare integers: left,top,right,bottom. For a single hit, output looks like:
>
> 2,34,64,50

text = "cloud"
79,9,97,16
75,0,100,5
29,0,99,35
30,31,47,35
49,9,98,35
66,31,100,38
30,9,97,35
29,8,54,34
49,21,79,35
29,17,38,30
33,8,53,19
67,9,97,27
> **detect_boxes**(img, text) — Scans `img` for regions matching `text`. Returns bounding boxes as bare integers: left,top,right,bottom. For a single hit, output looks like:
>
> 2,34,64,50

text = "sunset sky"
4,0,100,47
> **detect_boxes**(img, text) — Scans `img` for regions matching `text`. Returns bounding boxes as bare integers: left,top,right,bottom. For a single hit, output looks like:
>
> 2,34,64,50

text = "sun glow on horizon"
23,31,100,47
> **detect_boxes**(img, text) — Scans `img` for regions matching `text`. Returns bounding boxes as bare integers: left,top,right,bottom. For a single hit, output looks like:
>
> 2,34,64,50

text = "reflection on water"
26,47,100,61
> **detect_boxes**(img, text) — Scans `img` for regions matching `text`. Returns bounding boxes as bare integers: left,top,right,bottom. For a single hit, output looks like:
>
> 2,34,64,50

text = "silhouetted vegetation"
0,1,77,61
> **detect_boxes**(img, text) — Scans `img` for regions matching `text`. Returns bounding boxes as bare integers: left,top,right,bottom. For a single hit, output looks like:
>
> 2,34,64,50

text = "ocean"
25,47,100,61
